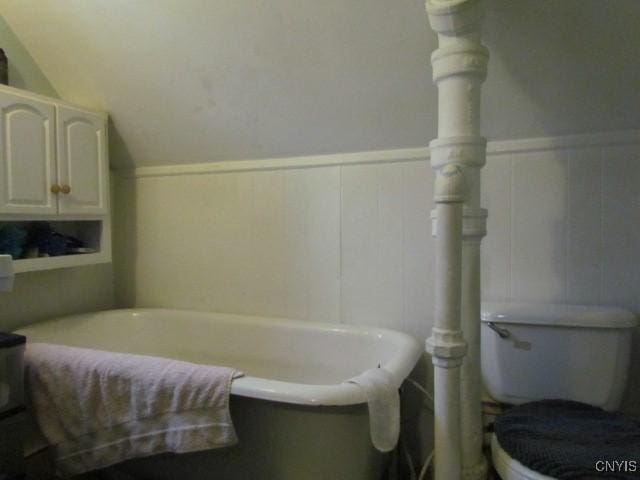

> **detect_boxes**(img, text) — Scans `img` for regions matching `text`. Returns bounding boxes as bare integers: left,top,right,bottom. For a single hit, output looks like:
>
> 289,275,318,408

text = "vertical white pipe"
460,231,487,480
433,363,462,479
424,1,489,479
428,195,466,480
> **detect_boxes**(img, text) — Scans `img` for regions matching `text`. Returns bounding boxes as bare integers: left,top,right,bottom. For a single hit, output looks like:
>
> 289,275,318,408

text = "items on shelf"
0,222,89,259
0,224,26,259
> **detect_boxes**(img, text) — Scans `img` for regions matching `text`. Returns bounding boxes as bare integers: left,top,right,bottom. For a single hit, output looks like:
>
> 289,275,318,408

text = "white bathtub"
16,308,422,480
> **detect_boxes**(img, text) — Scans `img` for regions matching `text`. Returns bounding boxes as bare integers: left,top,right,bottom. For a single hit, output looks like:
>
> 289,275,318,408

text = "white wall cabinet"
0,85,111,272
0,93,57,215
56,106,108,215
0,90,108,216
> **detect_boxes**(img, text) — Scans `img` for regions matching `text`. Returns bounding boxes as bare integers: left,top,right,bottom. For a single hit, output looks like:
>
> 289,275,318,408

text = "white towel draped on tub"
25,343,242,476
347,368,400,453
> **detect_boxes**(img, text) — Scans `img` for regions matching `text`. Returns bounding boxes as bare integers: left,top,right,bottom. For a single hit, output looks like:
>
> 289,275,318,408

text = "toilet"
481,302,638,480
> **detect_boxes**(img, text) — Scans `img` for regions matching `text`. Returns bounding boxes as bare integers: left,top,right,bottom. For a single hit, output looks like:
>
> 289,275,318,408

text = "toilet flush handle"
486,322,510,339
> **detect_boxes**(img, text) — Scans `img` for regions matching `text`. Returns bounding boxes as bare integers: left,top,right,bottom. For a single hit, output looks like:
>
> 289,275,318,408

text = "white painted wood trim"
115,147,431,178
487,129,640,155
13,252,110,273
115,130,640,178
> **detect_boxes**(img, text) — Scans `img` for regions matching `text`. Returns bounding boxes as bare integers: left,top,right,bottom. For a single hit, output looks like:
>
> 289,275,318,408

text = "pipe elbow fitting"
434,163,468,203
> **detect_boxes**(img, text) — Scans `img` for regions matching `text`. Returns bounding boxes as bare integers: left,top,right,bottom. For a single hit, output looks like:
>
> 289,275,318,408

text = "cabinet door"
56,106,108,215
0,92,57,215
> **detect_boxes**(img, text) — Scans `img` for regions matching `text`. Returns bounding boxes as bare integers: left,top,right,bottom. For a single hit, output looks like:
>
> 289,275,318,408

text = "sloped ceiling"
0,0,638,168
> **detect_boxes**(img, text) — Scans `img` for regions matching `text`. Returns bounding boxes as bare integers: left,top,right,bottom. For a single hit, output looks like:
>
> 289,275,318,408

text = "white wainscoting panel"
481,139,640,310
566,148,602,304
510,150,567,302
601,145,640,307
340,161,434,337
481,155,511,301
115,168,342,322
113,132,640,339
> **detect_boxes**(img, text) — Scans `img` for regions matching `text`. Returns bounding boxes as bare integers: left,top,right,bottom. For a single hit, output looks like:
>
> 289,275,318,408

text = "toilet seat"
491,434,555,480
491,400,640,480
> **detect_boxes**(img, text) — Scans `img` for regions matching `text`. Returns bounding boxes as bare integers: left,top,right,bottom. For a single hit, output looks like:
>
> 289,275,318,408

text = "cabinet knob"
60,185,71,194
51,184,61,194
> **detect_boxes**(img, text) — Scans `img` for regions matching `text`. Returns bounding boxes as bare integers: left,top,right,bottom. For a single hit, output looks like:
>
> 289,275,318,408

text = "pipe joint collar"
462,207,487,238
432,356,464,368
426,0,483,36
434,163,468,203
430,136,486,169
431,44,489,83
426,327,467,363
431,207,486,238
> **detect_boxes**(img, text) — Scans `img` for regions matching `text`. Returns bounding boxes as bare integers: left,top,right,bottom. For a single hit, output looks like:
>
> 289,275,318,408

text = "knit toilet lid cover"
494,399,640,480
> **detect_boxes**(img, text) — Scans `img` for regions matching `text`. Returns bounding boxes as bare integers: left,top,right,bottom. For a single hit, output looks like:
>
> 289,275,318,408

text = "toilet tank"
481,302,637,411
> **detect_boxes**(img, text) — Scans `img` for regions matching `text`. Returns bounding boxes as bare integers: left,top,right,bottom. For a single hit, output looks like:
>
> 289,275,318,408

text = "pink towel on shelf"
25,343,242,476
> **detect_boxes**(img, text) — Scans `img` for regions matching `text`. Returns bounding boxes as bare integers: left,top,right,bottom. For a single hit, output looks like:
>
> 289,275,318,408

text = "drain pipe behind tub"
425,1,489,479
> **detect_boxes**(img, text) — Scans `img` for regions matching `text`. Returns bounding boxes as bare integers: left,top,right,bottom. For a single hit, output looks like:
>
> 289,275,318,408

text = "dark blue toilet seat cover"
494,400,640,479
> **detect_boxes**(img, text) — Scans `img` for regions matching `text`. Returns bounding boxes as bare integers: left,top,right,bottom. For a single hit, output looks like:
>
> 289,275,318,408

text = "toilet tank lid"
481,302,638,329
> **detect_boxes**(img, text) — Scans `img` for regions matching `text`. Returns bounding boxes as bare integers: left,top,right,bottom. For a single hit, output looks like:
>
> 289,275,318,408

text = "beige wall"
0,265,114,331
0,15,57,97
1,1,638,168
0,15,114,331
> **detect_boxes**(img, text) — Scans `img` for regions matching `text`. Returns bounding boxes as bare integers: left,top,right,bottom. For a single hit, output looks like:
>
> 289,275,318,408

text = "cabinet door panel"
0,94,57,214
57,107,108,215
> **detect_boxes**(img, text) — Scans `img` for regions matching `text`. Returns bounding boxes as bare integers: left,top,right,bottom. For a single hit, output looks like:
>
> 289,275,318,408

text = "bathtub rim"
16,308,424,407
